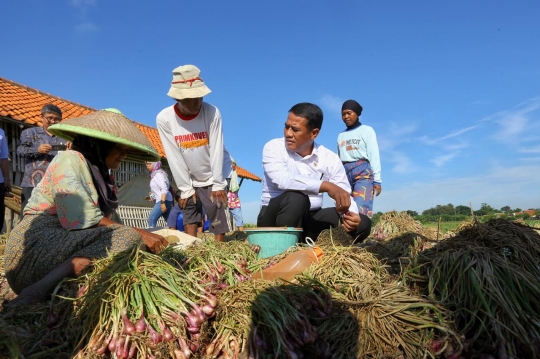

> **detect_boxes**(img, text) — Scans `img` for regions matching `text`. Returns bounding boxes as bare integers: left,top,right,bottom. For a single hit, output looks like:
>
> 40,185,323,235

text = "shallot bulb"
203,293,218,308
108,334,118,352
147,323,163,344
158,321,175,342
121,308,136,335
135,311,147,333
178,337,192,357
128,343,137,359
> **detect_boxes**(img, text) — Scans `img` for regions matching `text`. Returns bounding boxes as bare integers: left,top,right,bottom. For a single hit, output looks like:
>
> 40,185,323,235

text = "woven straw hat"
48,108,160,162
167,64,211,100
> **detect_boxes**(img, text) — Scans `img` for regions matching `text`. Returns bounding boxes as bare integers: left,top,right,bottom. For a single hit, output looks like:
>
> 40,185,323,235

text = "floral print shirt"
24,150,103,230
227,191,241,209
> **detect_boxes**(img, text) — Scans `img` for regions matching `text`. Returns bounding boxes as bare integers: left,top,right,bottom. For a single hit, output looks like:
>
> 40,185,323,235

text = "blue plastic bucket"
245,227,303,258
176,212,210,232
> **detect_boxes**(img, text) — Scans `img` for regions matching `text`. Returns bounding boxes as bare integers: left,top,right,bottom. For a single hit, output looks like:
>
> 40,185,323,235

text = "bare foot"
4,287,48,307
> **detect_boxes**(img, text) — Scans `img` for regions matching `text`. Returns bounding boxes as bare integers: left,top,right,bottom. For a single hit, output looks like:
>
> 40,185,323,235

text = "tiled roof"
0,76,262,182
236,165,261,181
0,77,95,125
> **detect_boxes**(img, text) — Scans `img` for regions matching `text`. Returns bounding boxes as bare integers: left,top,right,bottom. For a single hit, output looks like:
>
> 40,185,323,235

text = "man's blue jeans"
148,200,173,228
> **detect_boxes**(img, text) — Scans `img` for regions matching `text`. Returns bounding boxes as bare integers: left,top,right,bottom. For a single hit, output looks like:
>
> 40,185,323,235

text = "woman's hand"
160,203,167,213
373,184,382,197
136,229,168,254
95,217,168,254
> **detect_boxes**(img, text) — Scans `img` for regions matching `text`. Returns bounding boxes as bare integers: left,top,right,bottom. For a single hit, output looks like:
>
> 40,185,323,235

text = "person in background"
0,128,12,232
145,161,173,228
16,104,68,219
258,102,372,242
227,158,244,232
4,109,168,306
167,189,207,234
156,64,230,242
337,100,382,218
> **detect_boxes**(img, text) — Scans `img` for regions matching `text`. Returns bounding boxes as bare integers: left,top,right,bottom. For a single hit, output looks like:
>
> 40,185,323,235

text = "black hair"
288,102,323,132
41,104,62,117
175,189,182,201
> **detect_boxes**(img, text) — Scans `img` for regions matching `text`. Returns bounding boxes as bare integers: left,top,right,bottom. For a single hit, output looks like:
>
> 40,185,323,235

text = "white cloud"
378,122,418,151
75,22,99,33
518,157,540,162
491,114,528,143
519,145,540,154
386,150,417,174
516,96,540,115
442,141,469,151
71,0,97,32
472,100,490,105
374,163,540,214
71,0,96,7
439,126,478,141
319,94,344,115
480,96,540,124
430,153,457,167
419,125,478,146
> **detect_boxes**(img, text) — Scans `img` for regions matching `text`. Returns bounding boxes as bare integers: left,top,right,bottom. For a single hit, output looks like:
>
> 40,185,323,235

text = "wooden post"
437,216,441,240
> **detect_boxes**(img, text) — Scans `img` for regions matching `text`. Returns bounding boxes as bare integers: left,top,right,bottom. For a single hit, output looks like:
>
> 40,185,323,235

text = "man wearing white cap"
156,65,230,241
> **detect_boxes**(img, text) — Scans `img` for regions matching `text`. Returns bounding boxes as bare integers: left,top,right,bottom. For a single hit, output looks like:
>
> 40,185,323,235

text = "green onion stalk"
70,245,214,358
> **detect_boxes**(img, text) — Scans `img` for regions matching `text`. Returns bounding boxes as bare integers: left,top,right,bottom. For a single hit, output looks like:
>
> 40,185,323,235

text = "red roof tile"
0,77,262,182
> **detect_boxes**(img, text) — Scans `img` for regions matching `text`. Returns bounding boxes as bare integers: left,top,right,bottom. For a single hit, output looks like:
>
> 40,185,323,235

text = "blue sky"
1,0,539,224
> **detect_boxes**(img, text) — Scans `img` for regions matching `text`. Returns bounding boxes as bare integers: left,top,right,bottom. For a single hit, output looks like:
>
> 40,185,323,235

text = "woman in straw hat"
4,109,169,306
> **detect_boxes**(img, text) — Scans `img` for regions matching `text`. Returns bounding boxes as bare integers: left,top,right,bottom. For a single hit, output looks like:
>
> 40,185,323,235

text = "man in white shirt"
157,64,230,241
258,102,372,242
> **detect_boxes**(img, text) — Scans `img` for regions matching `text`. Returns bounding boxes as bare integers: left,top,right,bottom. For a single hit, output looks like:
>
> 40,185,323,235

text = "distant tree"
513,208,522,213
406,210,418,217
371,212,384,225
474,203,496,216
455,205,470,215
500,206,512,214
536,209,540,216
422,203,455,216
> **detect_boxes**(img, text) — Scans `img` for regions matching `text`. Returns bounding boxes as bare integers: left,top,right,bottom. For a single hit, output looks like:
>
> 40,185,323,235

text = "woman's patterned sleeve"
47,152,103,230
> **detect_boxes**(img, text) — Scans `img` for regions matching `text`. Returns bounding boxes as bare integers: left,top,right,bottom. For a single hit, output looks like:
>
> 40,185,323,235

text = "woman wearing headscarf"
4,109,168,306
337,100,382,218
146,161,173,228
227,157,244,231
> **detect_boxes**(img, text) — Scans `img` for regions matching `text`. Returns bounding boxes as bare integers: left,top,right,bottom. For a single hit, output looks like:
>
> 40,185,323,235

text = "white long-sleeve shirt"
337,124,382,183
261,138,359,213
223,147,233,180
149,170,173,202
156,102,226,199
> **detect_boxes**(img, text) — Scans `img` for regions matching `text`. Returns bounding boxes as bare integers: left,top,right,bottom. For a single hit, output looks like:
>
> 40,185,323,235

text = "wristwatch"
160,200,166,204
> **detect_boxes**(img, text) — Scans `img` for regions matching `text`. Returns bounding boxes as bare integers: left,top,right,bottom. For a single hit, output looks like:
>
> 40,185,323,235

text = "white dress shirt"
261,138,359,213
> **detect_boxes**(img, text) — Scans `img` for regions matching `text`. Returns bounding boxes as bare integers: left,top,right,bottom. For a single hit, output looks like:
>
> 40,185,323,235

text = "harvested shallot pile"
405,219,540,358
